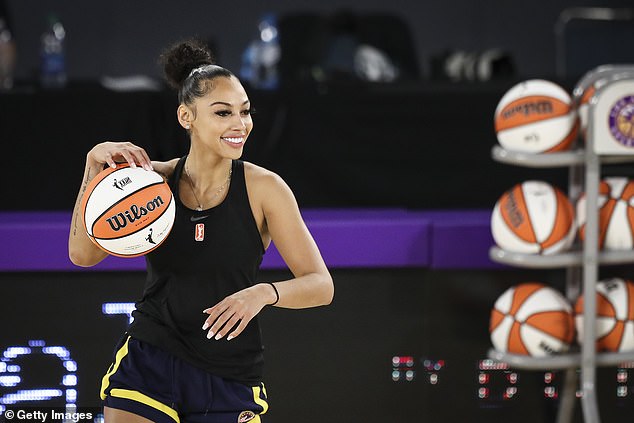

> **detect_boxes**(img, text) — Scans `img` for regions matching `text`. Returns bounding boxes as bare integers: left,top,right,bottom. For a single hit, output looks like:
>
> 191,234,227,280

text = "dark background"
2,1,634,422
3,0,634,81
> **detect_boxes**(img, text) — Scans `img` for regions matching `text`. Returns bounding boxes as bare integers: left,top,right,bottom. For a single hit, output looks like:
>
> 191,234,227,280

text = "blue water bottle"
240,13,280,89
40,14,67,89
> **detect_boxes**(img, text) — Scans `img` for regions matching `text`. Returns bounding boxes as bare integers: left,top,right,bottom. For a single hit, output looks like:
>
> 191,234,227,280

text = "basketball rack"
488,65,634,423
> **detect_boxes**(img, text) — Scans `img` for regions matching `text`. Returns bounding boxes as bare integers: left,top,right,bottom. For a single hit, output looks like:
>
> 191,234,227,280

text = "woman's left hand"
201,283,276,341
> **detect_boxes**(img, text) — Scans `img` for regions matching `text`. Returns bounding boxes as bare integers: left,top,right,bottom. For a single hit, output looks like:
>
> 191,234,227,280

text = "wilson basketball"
577,83,596,136
494,79,578,153
574,278,634,352
81,163,175,257
490,282,575,356
491,180,576,255
576,177,634,250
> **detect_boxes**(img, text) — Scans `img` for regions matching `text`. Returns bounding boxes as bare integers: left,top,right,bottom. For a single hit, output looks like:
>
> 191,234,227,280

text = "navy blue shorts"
100,335,268,423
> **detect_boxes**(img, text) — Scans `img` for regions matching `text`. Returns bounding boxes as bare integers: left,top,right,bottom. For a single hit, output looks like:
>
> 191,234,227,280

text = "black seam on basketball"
90,181,171,237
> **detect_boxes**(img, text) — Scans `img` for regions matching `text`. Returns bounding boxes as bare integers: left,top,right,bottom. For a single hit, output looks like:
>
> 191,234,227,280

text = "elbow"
320,273,335,306
68,248,101,268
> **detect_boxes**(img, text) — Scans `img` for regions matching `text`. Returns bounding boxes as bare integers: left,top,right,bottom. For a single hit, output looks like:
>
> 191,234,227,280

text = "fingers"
90,142,154,171
116,142,153,171
202,307,246,341
201,303,256,341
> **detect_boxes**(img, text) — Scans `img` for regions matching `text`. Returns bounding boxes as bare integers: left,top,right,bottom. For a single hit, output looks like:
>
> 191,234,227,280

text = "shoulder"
242,161,284,184
243,161,296,207
151,158,180,182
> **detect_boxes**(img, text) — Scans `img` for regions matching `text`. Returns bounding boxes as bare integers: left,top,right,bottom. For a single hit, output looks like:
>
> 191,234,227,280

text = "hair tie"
267,282,279,306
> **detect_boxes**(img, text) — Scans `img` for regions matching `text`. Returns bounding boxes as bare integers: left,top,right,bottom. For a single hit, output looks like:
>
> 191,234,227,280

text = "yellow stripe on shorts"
109,388,180,423
252,383,269,414
100,336,131,400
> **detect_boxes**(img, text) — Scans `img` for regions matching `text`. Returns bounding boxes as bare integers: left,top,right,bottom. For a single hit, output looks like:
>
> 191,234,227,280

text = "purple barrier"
419,210,497,269
0,209,495,272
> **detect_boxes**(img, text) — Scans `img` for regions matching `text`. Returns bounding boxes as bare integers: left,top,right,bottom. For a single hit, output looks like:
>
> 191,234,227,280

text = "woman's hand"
87,141,153,171
201,283,277,341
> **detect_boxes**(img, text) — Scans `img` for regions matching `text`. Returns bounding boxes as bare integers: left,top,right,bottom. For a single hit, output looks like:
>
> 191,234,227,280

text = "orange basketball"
494,79,578,153
491,181,576,255
81,163,175,257
576,177,634,250
575,278,634,352
490,282,575,356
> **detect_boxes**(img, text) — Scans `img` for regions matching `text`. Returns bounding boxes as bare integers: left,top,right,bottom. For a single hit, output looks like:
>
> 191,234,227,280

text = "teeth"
222,137,243,144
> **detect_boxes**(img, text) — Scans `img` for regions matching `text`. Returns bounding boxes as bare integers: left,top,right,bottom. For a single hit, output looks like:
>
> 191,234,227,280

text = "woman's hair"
159,38,234,105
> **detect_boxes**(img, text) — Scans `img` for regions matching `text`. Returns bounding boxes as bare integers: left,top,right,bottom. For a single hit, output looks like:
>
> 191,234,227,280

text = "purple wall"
0,209,496,272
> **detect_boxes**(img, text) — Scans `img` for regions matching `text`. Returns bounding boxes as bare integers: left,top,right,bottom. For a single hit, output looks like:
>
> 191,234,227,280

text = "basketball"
81,163,176,257
577,83,596,136
574,278,634,352
491,180,576,255
576,177,634,250
490,282,575,356
494,79,578,153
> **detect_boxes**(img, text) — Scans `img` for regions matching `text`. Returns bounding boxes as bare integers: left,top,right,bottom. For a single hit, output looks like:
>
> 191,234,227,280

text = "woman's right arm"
68,142,153,267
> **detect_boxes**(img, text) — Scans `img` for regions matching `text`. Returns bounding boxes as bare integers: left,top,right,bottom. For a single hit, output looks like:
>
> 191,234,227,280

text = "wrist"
264,282,279,306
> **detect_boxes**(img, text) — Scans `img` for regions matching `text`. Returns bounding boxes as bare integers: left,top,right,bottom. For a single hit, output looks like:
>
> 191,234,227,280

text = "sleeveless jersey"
127,157,266,384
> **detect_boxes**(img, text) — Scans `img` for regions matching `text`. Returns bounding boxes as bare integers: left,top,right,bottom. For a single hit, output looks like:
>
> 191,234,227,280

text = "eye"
241,107,256,116
215,110,232,117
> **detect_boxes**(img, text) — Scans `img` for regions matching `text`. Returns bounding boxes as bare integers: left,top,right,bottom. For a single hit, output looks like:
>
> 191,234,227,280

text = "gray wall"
6,0,631,82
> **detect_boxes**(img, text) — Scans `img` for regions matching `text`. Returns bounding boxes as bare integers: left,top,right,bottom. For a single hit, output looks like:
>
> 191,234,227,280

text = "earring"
185,124,190,129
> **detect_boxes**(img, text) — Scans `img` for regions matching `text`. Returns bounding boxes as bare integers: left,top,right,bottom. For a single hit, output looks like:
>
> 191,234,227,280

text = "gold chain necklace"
184,162,232,211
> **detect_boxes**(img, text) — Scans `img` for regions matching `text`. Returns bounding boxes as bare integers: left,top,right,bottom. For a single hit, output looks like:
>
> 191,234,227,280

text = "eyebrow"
209,100,250,107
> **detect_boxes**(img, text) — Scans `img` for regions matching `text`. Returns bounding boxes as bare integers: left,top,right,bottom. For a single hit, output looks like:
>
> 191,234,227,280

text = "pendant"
194,223,205,241
196,206,203,211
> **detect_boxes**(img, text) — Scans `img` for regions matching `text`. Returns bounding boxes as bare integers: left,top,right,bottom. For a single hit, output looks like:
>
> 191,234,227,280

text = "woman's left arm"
202,171,333,341
260,172,334,309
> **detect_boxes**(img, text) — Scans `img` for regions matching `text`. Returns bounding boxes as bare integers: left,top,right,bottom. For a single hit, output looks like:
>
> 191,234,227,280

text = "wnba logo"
106,196,165,231
112,177,132,190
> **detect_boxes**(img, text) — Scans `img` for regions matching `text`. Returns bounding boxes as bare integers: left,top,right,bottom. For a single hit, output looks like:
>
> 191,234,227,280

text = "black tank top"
127,157,266,384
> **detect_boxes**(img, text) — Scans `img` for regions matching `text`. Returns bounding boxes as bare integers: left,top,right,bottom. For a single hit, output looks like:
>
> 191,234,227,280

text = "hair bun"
160,39,215,89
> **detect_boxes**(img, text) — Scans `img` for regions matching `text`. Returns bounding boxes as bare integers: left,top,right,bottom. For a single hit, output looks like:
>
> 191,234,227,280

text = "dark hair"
159,38,234,105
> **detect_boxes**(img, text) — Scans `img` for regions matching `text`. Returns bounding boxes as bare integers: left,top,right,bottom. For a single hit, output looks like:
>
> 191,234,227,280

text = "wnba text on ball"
106,196,165,231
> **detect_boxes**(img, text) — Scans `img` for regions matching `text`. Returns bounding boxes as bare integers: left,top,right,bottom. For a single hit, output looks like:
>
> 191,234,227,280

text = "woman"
68,39,334,423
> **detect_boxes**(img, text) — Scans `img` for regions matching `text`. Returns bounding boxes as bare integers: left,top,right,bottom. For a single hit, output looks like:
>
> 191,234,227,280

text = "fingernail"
207,331,214,339
227,335,234,341
202,322,209,330
214,333,222,340
130,162,137,168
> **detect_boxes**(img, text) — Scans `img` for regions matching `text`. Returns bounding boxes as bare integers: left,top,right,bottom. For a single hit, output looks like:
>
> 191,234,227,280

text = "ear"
177,104,193,130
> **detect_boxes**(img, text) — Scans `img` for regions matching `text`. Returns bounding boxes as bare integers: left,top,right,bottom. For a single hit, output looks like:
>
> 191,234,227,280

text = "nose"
232,113,248,130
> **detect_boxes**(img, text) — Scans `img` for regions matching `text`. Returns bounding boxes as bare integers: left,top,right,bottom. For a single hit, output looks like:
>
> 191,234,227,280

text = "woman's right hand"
87,141,153,171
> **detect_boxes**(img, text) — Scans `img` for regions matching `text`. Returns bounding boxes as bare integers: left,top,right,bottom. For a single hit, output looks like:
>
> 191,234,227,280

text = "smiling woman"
67,38,333,423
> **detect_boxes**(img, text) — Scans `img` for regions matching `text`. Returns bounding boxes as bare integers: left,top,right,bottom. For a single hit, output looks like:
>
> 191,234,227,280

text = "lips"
221,136,245,147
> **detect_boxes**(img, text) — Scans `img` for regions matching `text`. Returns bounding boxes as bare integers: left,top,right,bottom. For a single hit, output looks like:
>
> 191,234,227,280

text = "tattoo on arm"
72,167,94,237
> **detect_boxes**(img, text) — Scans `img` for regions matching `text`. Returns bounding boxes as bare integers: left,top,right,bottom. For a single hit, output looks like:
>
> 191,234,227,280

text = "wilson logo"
502,100,553,120
106,196,165,231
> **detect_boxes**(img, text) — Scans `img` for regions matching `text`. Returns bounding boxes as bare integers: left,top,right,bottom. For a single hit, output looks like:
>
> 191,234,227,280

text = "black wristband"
268,282,279,305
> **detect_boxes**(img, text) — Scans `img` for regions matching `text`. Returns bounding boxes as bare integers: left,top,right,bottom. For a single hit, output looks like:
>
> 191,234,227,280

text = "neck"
185,153,232,191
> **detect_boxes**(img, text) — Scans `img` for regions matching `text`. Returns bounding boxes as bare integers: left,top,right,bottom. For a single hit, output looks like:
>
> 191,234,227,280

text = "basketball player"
68,39,334,423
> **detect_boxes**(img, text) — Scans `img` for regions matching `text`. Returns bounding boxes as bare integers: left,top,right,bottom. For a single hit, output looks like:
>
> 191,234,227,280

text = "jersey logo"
195,223,205,241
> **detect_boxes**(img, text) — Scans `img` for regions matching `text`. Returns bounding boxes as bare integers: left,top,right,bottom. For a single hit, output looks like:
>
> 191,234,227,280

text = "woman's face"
189,76,253,159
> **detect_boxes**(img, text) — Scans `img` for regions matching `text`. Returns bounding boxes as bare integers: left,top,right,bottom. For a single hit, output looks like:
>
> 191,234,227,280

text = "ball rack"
488,65,634,423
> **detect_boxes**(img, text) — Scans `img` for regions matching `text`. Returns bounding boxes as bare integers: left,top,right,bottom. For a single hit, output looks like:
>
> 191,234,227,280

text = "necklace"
184,162,232,211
